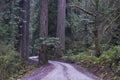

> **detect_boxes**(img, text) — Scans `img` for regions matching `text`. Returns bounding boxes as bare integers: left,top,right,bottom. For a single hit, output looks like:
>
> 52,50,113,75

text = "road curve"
41,60,96,80
21,60,100,80
20,56,100,80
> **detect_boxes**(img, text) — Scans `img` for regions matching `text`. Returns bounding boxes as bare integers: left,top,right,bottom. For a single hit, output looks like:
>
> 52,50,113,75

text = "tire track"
41,61,68,80
60,63,71,80
56,61,98,80
21,57,100,80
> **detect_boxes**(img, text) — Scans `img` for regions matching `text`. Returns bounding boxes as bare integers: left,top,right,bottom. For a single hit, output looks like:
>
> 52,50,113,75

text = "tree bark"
39,0,48,64
84,0,89,48
94,0,101,57
57,0,66,51
39,0,48,38
19,0,30,61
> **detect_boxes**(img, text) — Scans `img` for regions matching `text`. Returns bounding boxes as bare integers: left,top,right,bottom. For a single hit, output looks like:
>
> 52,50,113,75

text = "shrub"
102,46,120,60
62,46,120,78
35,37,61,62
103,46,120,76
0,44,22,80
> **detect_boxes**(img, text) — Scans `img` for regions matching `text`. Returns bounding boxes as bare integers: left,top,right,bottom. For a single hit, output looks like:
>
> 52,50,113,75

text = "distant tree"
68,0,120,57
48,0,57,37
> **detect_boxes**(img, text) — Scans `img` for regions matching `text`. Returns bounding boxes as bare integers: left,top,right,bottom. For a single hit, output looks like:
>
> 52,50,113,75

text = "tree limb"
90,0,96,7
104,14,120,33
67,5,96,17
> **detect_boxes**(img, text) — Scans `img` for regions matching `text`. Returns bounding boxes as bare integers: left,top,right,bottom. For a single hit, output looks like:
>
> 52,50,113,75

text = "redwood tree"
39,0,48,64
19,0,30,60
57,0,66,51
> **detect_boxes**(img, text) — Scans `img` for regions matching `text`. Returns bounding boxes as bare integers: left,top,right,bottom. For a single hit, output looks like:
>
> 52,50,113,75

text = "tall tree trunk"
93,0,101,57
39,0,48,64
57,0,66,52
19,0,30,61
84,0,89,48
40,0,48,38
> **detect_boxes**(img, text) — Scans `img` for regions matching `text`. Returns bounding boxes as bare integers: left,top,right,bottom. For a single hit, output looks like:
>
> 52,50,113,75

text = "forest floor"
20,56,100,80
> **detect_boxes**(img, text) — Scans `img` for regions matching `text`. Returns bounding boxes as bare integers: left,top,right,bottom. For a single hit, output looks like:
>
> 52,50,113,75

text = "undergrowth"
62,46,120,80
0,44,22,80
0,44,36,80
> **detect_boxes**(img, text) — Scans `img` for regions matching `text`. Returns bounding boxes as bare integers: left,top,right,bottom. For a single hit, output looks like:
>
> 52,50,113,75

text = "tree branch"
90,0,96,7
104,14,120,33
67,5,96,17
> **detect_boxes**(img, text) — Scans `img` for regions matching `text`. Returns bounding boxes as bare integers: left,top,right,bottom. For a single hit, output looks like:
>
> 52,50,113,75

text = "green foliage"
62,51,98,65
62,46,120,79
34,37,61,60
66,0,120,56
102,46,120,76
0,44,22,80
0,0,119,79
48,0,57,36
9,65,35,80
102,46,120,60
63,46,120,65
0,0,21,46
35,37,60,52
110,26,120,45
30,0,58,55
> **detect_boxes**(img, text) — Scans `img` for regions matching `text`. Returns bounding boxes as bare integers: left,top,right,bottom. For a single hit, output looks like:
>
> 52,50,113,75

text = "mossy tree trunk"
93,0,101,57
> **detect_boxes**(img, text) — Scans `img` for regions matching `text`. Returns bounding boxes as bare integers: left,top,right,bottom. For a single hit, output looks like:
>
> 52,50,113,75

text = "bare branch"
90,0,96,7
104,14,120,33
67,5,96,17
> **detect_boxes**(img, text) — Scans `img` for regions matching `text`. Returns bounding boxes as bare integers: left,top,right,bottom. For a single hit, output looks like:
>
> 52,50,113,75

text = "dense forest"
0,0,120,80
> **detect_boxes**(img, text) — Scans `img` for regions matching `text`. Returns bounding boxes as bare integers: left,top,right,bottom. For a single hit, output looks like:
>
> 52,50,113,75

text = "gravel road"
21,57,100,80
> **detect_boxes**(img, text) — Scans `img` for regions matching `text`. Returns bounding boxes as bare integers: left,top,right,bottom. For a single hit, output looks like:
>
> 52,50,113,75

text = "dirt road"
21,56,100,80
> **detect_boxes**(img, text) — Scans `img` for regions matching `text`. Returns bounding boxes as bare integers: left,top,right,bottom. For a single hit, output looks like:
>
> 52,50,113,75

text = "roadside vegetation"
63,46,120,80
